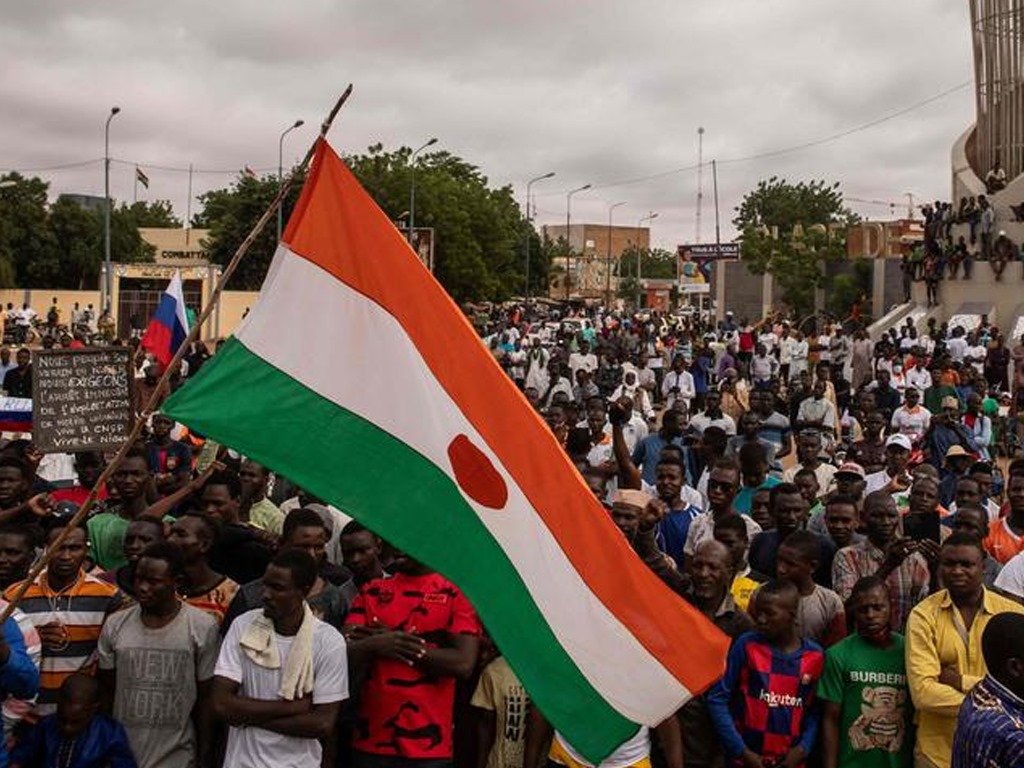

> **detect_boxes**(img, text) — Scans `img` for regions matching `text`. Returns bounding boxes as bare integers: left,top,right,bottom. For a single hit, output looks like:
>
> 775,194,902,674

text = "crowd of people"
906,192,1023,305
0,301,1015,768
484,303,1024,768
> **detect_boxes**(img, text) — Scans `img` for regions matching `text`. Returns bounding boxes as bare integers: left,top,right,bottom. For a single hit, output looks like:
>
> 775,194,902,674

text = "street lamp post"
565,184,591,300
277,119,305,242
636,212,659,308
606,201,626,306
524,172,555,303
103,106,120,313
409,137,438,244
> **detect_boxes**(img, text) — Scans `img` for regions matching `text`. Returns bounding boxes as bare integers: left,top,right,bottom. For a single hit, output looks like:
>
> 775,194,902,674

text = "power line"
2,80,973,195
538,80,973,196
0,158,102,173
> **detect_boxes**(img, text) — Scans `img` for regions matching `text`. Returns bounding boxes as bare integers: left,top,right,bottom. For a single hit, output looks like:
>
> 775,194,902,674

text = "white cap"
885,434,913,451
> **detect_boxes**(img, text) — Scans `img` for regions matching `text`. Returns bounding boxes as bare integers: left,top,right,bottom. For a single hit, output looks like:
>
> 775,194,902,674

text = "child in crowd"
819,575,913,768
707,580,825,768
775,531,847,647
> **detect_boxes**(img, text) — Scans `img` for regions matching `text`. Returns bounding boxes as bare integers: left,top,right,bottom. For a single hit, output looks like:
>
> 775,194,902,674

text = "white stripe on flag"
235,245,692,724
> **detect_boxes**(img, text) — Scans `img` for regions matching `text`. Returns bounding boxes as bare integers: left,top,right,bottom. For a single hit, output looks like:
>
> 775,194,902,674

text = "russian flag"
0,397,32,434
141,271,190,366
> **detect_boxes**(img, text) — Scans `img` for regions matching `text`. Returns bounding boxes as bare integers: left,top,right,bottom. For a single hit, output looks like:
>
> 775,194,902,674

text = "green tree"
123,200,181,228
196,145,537,301
195,171,305,290
346,144,528,302
0,173,55,288
733,178,858,317
46,197,100,288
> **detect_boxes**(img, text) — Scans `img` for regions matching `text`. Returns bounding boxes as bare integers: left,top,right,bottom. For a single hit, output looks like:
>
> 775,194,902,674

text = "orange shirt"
183,577,239,625
983,517,1024,564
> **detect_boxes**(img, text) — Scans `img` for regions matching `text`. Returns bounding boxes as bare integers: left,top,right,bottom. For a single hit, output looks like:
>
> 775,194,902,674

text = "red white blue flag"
141,271,190,366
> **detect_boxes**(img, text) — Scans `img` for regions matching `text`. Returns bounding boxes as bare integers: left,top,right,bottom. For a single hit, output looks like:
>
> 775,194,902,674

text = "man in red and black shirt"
344,547,481,768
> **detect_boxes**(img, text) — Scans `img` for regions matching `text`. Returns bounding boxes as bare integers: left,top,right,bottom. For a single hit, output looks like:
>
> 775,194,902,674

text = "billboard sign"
676,242,739,288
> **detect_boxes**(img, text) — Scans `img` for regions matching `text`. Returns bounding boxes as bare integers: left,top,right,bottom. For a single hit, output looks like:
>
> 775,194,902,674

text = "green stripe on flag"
164,337,640,761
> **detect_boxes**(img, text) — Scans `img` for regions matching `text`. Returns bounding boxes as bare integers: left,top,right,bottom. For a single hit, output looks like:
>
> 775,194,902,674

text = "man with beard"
215,550,349,768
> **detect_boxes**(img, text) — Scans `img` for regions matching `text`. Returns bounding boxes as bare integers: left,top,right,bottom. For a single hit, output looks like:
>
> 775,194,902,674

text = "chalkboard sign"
32,348,134,453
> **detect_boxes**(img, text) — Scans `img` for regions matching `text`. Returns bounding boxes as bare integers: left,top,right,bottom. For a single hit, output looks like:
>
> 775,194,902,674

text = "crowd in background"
0,300,1016,767
483,301,1024,768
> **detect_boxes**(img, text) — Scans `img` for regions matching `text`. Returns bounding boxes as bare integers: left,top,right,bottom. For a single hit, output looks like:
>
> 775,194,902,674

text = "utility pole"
696,126,705,244
103,106,120,313
524,172,555,303
637,212,658,308
606,202,626,306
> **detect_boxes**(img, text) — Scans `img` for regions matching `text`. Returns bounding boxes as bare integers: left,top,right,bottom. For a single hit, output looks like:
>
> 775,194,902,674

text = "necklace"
44,573,77,652
57,736,77,768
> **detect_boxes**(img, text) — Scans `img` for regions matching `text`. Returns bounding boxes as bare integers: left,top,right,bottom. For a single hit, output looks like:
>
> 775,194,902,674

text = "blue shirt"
733,476,782,515
952,675,1024,768
0,615,40,766
656,505,702,570
11,712,136,768
707,632,825,763
631,434,687,485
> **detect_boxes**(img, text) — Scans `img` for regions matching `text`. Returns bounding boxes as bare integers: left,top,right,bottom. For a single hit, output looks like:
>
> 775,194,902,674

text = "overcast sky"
2,0,975,249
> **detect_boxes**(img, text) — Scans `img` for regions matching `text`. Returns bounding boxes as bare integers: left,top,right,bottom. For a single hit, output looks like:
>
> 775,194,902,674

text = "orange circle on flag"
447,434,508,510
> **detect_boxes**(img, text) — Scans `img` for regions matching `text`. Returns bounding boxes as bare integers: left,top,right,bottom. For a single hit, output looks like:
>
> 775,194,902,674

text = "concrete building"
138,227,211,265
542,224,650,300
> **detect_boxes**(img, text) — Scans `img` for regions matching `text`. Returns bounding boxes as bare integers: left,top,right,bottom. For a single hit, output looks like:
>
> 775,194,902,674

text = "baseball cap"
835,462,866,479
941,396,960,410
885,434,913,451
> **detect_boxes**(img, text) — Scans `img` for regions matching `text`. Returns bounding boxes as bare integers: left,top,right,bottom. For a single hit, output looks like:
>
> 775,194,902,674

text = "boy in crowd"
707,580,825,768
819,575,913,768
775,531,847,647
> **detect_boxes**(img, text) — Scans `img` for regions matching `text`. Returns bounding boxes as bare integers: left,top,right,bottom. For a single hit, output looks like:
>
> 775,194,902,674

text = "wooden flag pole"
0,85,354,624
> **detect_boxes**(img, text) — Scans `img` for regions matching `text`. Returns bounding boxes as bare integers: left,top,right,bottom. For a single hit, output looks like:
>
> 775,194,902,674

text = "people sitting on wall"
985,159,1007,193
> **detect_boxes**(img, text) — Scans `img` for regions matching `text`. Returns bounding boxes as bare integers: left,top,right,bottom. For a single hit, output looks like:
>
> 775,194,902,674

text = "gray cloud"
0,0,977,249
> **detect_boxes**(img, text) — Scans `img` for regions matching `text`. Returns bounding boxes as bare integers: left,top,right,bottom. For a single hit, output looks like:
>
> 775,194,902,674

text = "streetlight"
606,201,626,306
565,183,591,300
103,106,121,313
277,119,304,242
636,211,658,308
409,137,438,243
524,172,555,302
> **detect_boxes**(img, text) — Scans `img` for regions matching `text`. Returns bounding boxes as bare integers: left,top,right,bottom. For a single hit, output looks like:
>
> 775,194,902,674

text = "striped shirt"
4,570,124,715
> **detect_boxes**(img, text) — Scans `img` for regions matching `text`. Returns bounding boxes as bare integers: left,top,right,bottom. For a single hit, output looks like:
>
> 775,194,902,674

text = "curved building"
968,0,1024,182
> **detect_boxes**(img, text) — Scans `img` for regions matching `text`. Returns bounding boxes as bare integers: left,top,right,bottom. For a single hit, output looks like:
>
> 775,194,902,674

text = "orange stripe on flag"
283,140,728,693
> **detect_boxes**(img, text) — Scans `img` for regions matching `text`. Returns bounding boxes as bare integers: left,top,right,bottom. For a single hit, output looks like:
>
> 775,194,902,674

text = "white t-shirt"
568,352,598,377
994,551,1024,598
947,337,968,363
817,335,832,361
685,510,762,557
553,727,650,768
216,609,350,768
891,405,931,442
